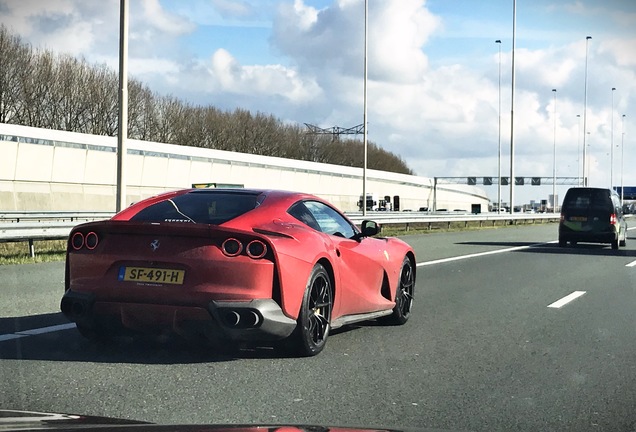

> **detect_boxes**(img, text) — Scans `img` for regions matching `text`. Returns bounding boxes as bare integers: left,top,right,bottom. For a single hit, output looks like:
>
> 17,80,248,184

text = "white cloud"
0,0,117,56
140,0,195,35
1,0,635,203
205,48,322,103
598,37,636,68
367,0,439,83
210,0,253,19
272,0,439,83
130,57,181,77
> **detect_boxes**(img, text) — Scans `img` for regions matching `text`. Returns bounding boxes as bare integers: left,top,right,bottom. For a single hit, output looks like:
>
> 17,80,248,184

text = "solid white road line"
0,322,76,342
626,260,636,267
0,334,28,342
547,291,586,309
417,241,557,267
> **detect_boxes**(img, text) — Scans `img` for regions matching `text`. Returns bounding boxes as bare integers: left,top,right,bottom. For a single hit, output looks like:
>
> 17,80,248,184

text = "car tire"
620,233,627,247
611,239,619,250
383,257,415,325
558,238,567,248
290,263,332,357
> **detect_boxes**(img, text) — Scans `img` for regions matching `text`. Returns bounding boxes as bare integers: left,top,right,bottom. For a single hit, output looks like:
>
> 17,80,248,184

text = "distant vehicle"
357,194,394,211
558,187,627,249
61,188,416,356
357,193,379,211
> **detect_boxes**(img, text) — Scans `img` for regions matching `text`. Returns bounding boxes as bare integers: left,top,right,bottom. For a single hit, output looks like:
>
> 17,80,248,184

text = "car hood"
0,411,465,432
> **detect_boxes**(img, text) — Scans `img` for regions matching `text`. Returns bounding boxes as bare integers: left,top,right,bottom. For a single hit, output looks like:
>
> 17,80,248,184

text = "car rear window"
563,189,612,211
130,190,262,224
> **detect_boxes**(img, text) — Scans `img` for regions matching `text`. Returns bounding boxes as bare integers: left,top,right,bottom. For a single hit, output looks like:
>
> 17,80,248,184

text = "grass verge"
0,220,556,265
0,240,67,265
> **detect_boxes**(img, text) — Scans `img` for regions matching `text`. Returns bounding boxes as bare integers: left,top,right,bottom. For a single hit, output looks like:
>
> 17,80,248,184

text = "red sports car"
61,189,416,356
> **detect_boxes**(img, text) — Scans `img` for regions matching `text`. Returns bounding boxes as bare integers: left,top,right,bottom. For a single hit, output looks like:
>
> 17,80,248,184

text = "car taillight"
246,240,267,259
71,232,84,250
221,238,243,257
71,231,100,251
85,232,99,249
610,213,618,225
221,237,268,260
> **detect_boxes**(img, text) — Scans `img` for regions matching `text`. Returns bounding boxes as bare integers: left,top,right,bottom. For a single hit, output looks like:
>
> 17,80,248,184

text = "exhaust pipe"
71,301,86,317
222,309,262,328
61,299,86,318
224,310,241,327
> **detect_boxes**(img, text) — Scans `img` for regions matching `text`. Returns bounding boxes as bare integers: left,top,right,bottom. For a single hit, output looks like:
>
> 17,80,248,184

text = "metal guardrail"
0,211,114,223
0,211,560,258
0,212,114,257
347,212,560,230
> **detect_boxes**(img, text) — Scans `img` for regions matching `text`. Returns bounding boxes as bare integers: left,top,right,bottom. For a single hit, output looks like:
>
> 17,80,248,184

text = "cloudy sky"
1,0,635,204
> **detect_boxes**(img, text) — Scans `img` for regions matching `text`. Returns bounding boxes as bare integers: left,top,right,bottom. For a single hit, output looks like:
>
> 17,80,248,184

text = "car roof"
564,187,619,197
113,188,328,222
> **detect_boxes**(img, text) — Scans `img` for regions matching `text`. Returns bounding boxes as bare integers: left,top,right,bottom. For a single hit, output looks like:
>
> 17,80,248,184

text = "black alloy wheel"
292,263,333,357
384,256,415,325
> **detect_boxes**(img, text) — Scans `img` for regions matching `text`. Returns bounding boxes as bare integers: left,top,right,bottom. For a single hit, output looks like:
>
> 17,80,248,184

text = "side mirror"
361,220,381,237
351,220,381,242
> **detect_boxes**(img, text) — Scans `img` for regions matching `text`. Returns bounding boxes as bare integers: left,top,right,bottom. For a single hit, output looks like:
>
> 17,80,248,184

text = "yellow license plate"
118,267,185,285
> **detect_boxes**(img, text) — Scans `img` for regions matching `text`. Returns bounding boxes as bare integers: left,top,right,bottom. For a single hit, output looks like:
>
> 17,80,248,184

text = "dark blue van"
558,187,627,249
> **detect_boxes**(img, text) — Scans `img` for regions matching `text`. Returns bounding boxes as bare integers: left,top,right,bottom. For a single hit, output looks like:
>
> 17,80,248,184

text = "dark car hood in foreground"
0,411,465,432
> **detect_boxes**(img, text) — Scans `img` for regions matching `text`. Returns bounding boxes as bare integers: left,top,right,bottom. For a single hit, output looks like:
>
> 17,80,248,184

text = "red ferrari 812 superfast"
61,188,416,356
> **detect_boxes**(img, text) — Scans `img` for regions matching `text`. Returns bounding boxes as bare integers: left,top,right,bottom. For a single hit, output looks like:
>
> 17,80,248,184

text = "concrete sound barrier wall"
0,123,489,212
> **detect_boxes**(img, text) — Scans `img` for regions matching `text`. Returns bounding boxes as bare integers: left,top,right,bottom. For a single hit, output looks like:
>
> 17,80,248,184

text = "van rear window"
563,190,611,211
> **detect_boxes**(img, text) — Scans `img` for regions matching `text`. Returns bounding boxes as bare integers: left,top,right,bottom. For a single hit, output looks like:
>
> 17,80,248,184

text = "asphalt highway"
2,223,636,432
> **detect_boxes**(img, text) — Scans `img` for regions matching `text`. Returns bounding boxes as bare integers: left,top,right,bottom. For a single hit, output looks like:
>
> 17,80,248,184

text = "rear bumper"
60,290,296,341
558,228,617,244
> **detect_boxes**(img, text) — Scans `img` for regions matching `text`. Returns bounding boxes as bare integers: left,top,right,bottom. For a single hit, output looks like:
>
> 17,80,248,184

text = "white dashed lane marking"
547,291,587,309
0,322,76,342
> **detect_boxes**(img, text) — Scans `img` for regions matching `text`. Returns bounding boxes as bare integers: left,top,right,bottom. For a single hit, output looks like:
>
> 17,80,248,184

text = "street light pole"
621,114,626,204
552,89,557,212
577,114,581,185
496,39,502,212
509,0,516,213
362,0,368,217
611,87,616,189
582,36,592,187
587,132,592,185
116,0,129,212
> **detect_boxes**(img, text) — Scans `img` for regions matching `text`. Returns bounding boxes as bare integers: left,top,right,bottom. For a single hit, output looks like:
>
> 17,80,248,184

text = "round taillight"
85,232,99,250
246,240,267,259
222,238,243,257
71,232,84,250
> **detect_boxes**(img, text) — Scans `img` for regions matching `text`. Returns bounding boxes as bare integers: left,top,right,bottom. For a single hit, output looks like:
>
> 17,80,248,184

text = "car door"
293,200,389,317
612,193,628,241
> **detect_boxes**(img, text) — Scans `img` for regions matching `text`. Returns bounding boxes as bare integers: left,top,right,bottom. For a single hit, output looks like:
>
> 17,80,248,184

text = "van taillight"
610,213,618,225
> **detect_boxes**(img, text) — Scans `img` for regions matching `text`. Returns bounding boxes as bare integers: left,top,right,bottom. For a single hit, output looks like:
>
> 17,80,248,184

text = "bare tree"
18,49,56,127
51,54,91,131
0,24,414,176
0,27,31,124
128,80,157,141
